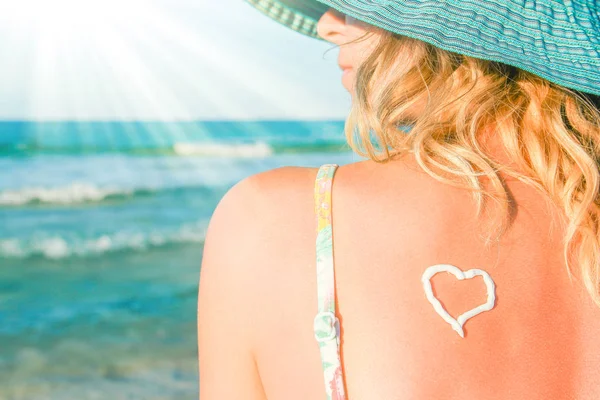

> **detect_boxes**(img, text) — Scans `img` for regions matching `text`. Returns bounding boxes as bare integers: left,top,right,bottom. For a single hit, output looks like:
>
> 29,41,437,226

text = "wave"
0,222,207,260
172,141,273,157
0,184,137,206
1,140,349,156
0,120,349,156
0,183,219,207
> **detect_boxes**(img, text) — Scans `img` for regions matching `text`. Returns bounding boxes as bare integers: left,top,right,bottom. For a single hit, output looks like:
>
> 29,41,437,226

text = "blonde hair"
345,31,600,305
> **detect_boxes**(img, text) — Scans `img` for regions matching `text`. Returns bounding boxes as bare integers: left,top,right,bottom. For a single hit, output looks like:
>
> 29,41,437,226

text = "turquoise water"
0,121,358,399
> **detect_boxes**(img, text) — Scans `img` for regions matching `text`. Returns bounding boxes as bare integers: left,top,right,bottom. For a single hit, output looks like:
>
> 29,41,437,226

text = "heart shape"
421,264,496,338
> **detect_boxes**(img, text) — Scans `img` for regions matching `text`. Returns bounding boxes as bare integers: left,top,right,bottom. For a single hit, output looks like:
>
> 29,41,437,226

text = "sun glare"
1,0,209,120
4,0,142,32
0,0,344,121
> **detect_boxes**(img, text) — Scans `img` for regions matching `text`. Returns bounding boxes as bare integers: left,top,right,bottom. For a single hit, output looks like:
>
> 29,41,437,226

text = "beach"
0,120,357,399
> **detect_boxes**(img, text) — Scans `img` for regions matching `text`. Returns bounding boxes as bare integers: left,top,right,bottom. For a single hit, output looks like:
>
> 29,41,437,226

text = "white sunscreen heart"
421,264,496,338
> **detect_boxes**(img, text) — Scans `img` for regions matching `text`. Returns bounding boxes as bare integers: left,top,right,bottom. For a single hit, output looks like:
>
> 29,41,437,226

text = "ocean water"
0,121,358,399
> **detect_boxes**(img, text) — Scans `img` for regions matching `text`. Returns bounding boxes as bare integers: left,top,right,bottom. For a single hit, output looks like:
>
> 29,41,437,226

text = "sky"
0,0,350,120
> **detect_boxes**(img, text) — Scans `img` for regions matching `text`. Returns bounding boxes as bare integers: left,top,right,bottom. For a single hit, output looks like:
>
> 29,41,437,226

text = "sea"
0,120,359,399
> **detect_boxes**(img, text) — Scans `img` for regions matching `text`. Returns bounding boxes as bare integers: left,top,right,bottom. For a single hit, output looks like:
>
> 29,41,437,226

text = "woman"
198,0,600,399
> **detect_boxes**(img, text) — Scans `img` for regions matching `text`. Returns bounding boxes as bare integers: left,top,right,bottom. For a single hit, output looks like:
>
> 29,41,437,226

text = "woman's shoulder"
198,164,327,399
223,165,320,207
209,161,382,230
204,158,448,266
199,163,342,309
209,165,321,239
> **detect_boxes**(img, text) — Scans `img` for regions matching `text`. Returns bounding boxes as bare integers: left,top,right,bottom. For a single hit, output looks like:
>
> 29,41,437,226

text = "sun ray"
0,0,348,121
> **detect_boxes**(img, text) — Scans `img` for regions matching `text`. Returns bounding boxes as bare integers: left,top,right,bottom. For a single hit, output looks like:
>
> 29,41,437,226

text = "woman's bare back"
199,154,600,400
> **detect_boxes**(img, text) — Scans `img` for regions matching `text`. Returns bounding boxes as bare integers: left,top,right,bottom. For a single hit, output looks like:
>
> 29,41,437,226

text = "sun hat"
244,0,600,96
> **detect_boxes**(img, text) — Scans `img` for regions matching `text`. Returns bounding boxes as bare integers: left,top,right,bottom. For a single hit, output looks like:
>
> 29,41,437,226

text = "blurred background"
0,0,357,398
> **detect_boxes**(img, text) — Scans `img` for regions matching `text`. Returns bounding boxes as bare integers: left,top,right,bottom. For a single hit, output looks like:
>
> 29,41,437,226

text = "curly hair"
344,30,600,305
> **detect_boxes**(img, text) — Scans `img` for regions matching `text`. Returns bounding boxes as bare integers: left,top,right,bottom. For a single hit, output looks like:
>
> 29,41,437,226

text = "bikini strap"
313,163,346,400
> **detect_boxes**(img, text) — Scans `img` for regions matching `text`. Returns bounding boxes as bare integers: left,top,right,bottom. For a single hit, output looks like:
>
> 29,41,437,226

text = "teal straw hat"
245,0,600,96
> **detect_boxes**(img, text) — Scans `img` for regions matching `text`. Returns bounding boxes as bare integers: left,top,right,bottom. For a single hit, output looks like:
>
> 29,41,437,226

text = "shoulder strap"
313,163,347,400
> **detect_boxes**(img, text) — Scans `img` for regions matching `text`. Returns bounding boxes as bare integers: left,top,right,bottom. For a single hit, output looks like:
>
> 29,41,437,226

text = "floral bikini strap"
313,163,346,400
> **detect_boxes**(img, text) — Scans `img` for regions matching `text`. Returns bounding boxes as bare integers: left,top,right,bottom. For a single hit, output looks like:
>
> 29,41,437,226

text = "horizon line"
0,118,347,123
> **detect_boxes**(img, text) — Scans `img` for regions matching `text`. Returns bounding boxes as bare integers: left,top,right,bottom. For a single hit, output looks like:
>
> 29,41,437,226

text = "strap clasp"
313,311,339,343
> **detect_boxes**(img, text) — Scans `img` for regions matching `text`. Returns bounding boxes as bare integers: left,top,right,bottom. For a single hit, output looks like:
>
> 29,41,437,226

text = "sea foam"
0,222,208,260
0,184,133,206
172,141,273,158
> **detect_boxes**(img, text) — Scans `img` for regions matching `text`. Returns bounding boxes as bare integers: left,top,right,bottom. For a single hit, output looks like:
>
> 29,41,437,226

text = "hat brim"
245,0,600,96
245,0,328,39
